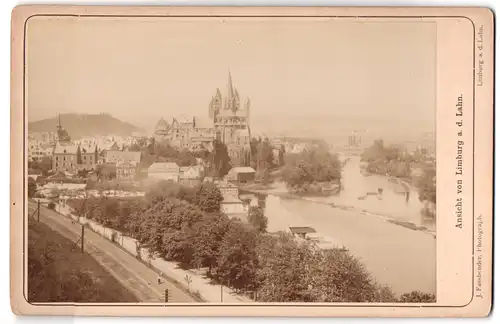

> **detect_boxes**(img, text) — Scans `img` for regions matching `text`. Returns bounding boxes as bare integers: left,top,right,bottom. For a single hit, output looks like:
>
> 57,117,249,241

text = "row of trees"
281,147,342,195
28,157,53,177
68,180,434,302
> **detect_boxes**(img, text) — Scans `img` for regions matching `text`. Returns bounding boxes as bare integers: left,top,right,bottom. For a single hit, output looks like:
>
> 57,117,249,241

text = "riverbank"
241,184,436,238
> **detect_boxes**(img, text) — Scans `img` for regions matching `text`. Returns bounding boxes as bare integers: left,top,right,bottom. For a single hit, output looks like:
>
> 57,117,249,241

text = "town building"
52,143,78,173
170,116,216,151
116,161,137,181
147,162,180,182
152,71,251,166
179,165,204,186
28,132,56,145
28,140,53,162
216,180,239,197
216,180,247,219
226,166,256,184
209,71,251,165
78,145,98,171
154,118,170,143
104,150,142,165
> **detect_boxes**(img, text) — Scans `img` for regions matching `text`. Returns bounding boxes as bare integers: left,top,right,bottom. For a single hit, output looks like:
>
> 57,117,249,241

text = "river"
244,156,436,296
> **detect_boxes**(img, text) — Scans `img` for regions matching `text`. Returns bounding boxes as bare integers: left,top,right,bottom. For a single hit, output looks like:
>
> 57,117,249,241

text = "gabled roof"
109,142,120,150
80,145,96,154
53,143,78,154
148,162,180,172
105,150,141,164
155,117,170,132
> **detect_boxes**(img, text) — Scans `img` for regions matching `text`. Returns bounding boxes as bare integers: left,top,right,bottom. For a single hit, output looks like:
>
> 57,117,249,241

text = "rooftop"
53,144,78,155
289,226,317,234
105,150,142,163
148,162,180,172
228,166,256,174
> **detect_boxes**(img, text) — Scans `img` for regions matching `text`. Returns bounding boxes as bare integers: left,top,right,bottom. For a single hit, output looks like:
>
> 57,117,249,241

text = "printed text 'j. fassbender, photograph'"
10,5,493,317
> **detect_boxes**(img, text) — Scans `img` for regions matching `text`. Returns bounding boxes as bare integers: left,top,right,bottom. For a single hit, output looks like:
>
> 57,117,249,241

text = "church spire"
227,69,234,103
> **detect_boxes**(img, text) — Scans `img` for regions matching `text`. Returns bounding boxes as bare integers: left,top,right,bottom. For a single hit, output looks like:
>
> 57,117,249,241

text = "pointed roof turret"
154,117,170,134
227,69,234,100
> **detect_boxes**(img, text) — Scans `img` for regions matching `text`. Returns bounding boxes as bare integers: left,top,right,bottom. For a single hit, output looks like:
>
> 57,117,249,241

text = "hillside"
28,113,144,139
28,219,138,302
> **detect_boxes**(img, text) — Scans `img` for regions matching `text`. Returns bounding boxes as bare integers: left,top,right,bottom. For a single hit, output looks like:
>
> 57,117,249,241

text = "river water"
246,156,436,296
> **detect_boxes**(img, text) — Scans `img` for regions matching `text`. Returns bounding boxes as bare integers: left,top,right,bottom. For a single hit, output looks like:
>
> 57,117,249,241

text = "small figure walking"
157,272,163,285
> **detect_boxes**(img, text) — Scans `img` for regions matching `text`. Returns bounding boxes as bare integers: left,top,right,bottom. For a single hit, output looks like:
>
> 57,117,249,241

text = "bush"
28,178,37,198
48,202,56,210
399,291,436,303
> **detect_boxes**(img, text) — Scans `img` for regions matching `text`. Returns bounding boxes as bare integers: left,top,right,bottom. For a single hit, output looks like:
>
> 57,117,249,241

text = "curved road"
28,201,195,303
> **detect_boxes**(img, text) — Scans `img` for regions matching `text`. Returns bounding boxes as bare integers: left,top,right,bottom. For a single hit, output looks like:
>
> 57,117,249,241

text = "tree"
214,219,259,290
417,164,436,204
76,145,82,164
247,206,268,233
185,183,223,213
255,233,316,302
281,147,342,193
278,146,286,166
28,178,37,198
255,138,274,171
399,291,436,303
192,214,230,274
210,139,231,178
308,248,380,302
29,156,53,176
96,163,116,180
95,146,99,163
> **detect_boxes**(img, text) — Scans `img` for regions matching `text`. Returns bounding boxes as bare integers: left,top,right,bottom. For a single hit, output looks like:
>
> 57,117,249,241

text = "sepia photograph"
10,5,493,317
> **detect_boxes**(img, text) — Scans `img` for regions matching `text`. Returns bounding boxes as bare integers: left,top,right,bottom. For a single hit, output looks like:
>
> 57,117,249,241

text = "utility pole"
163,289,171,304
37,200,40,222
80,225,84,253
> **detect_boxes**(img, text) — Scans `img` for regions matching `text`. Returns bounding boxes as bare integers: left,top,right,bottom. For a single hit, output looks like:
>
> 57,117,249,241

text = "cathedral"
209,70,251,165
154,71,251,166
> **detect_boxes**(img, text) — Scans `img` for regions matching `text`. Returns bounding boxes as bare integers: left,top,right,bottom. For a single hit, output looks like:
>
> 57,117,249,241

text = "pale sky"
26,16,436,140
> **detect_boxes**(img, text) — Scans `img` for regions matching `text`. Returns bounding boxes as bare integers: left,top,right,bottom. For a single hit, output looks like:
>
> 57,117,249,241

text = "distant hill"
28,113,145,139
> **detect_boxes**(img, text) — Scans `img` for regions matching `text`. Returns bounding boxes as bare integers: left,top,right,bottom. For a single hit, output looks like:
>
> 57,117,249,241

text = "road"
28,201,196,303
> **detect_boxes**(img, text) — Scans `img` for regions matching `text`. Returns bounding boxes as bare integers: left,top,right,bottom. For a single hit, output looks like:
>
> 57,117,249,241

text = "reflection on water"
262,156,435,230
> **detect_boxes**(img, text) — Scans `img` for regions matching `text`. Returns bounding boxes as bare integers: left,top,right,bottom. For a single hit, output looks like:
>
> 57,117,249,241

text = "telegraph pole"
80,225,84,253
37,200,40,222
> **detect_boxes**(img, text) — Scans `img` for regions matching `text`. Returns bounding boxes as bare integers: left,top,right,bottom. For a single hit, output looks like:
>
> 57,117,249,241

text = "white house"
179,165,204,186
147,162,180,182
